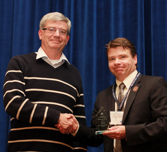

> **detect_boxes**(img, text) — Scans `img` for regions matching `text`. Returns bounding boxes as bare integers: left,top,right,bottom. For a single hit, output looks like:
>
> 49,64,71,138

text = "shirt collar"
116,70,138,89
36,47,70,65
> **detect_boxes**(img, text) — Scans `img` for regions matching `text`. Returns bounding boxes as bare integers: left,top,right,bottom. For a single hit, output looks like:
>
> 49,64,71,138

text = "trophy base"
95,130,108,135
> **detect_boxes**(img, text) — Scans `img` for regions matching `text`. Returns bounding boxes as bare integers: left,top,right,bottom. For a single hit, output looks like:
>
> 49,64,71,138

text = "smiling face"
38,20,70,57
108,46,137,82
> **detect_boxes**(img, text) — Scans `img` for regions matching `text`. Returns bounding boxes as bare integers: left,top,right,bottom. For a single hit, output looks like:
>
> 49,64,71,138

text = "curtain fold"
1,0,167,152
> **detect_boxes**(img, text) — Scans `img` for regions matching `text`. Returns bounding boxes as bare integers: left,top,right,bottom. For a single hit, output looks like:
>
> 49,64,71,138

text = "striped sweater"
3,52,87,152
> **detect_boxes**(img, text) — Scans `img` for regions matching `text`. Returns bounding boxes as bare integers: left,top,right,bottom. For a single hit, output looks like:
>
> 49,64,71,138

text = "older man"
3,12,86,152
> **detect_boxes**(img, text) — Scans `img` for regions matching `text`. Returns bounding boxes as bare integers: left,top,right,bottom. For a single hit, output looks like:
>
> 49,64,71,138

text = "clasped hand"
55,113,78,134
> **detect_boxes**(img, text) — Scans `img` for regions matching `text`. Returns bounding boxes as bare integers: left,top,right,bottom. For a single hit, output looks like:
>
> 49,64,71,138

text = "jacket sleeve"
126,77,167,146
73,92,104,147
73,123,103,147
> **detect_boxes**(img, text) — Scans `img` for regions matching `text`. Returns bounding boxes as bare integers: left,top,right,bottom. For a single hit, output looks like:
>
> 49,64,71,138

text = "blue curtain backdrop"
1,0,167,152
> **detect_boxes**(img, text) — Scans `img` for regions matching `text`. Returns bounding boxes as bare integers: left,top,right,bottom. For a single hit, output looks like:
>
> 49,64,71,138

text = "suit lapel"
107,84,116,112
122,75,142,124
107,85,115,113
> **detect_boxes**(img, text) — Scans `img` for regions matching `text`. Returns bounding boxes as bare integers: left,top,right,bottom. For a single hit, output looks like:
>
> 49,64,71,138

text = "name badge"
110,111,123,125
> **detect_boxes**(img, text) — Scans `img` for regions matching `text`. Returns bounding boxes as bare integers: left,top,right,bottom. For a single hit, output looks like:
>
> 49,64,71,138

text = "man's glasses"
42,27,68,35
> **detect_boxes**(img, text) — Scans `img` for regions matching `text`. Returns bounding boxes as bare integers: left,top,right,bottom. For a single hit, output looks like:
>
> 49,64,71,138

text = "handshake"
55,113,79,134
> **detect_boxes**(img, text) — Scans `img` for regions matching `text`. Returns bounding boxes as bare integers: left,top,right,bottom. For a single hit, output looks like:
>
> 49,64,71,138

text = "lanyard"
112,72,141,111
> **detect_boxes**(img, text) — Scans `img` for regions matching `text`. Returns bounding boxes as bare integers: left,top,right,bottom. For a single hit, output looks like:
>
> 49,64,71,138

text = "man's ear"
66,35,70,45
134,54,137,65
38,29,42,40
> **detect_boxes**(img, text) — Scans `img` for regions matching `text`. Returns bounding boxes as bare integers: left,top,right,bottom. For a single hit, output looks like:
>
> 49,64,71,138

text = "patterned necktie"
115,83,125,152
118,83,126,105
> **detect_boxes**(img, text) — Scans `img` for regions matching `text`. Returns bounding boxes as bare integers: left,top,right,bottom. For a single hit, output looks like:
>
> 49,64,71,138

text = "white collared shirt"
113,70,138,148
36,47,79,136
115,70,138,110
36,47,70,68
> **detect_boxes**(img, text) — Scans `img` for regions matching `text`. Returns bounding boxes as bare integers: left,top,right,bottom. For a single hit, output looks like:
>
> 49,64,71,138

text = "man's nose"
53,29,60,36
114,58,120,64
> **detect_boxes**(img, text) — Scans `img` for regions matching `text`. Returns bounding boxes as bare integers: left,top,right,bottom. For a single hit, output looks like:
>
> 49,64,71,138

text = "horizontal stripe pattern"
24,76,80,97
10,126,59,131
8,139,87,151
3,89,26,98
5,95,21,111
3,53,87,151
74,104,85,107
5,70,22,76
75,115,86,119
8,139,74,150
26,88,76,102
3,80,25,88
32,101,73,113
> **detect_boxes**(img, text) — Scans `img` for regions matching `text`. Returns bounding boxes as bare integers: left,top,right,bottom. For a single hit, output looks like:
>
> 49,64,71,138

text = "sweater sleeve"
72,71,87,151
3,56,60,126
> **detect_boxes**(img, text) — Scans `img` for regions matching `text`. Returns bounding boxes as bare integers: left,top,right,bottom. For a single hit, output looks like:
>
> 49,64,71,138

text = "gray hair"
39,12,71,34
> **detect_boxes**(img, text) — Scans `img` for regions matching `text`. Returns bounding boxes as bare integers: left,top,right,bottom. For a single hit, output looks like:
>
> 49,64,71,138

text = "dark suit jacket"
75,75,167,152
